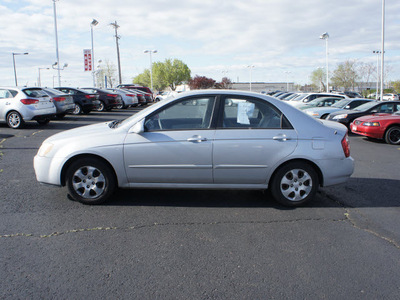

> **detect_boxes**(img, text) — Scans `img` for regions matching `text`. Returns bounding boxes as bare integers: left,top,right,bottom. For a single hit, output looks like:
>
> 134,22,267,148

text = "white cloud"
1,0,399,87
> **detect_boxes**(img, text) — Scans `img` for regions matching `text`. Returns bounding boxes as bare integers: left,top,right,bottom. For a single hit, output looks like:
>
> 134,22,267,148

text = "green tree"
310,68,326,91
392,80,400,94
133,58,191,91
331,60,359,91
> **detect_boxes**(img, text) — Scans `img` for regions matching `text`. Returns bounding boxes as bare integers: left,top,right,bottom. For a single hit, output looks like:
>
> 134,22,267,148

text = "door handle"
187,135,207,143
273,135,289,141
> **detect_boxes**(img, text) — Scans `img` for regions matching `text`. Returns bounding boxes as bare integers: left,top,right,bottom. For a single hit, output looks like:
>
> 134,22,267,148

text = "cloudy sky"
1,0,400,89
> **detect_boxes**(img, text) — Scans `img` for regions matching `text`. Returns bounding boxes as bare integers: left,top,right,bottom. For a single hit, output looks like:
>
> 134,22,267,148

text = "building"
231,82,295,93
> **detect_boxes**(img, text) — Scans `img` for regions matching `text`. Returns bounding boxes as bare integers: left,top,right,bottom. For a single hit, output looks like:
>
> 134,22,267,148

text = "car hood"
46,122,115,143
355,113,400,122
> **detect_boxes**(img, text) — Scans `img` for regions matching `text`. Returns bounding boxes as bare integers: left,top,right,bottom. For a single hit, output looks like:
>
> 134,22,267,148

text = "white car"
0,87,56,129
287,93,347,108
105,88,139,108
382,93,399,101
34,90,354,207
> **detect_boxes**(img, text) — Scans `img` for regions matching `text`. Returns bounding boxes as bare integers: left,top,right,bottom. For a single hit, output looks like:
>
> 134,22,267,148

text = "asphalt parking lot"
1,107,400,299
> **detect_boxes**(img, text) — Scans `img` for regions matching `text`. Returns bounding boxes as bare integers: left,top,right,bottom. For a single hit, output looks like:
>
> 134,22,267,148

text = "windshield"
331,99,351,108
353,101,378,111
291,94,307,101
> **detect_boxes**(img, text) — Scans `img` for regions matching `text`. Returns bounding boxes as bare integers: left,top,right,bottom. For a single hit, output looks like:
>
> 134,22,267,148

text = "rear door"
213,96,298,184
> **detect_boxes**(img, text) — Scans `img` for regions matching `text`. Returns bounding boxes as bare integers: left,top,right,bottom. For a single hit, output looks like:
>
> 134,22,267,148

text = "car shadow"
83,177,400,209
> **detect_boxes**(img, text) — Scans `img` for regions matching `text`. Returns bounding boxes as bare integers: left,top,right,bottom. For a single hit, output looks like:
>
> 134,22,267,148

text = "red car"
350,112,400,145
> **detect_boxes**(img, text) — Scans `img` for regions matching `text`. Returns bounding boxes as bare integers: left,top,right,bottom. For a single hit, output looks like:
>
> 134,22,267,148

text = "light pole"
110,21,122,85
52,0,61,87
12,52,29,86
52,62,68,86
320,32,329,92
91,19,98,86
284,71,291,92
247,65,254,91
373,50,381,100
144,50,157,90
38,67,49,87
380,0,385,101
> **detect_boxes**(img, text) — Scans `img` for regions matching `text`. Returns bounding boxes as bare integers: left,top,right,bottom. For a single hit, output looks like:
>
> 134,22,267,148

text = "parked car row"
0,85,153,129
269,91,400,145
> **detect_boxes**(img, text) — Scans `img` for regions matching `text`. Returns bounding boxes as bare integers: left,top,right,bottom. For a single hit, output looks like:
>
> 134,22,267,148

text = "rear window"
23,88,49,98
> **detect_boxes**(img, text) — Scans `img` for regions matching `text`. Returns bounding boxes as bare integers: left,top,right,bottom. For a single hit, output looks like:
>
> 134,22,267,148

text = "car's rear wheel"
6,111,24,129
270,161,319,207
66,158,116,205
116,102,126,109
72,104,82,115
96,101,105,112
384,126,400,145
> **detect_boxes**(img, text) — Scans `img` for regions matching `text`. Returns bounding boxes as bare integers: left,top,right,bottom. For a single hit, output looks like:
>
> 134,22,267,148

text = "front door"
123,96,216,184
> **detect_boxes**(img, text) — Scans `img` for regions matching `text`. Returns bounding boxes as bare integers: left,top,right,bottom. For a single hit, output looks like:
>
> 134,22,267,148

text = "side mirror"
129,119,144,134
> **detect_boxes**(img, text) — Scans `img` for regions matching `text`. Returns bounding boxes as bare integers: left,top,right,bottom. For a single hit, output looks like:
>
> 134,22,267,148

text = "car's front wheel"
385,126,400,145
6,111,24,129
270,161,319,207
66,158,116,205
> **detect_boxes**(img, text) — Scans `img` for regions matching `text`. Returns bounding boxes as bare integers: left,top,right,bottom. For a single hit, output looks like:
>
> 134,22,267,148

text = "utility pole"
110,21,122,85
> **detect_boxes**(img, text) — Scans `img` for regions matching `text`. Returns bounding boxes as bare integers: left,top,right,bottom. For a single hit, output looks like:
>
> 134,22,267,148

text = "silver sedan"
34,90,354,207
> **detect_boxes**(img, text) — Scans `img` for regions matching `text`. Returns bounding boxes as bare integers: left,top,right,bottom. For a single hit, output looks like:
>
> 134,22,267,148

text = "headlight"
333,114,348,120
38,143,54,157
363,122,380,127
306,111,319,116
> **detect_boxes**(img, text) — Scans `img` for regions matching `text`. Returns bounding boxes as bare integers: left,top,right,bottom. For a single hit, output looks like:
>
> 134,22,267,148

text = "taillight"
53,97,65,102
126,94,135,97
20,99,39,105
107,94,117,97
341,134,350,158
85,95,95,99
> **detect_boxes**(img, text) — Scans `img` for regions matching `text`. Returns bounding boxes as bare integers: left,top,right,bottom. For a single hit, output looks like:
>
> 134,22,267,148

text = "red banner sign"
84,49,92,72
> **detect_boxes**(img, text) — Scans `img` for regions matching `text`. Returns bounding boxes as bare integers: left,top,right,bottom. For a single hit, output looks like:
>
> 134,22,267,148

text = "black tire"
270,161,319,207
56,113,66,119
72,104,82,115
37,118,50,125
384,126,400,145
116,102,126,109
6,111,24,129
66,158,116,205
96,101,106,112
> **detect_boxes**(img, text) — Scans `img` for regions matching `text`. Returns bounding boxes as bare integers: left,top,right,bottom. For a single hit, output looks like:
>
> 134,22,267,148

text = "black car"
327,100,400,128
55,87,98,114
81,88,122,111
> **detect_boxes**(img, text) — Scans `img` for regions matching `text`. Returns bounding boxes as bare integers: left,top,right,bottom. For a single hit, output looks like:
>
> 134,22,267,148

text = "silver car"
34,90,354,207
105,88,139,108
42,88,75,119
0,87,56,129
303,98,374,119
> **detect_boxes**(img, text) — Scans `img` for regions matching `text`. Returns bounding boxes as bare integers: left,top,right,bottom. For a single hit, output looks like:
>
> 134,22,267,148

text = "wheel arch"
60,154,119,187
269,158,324,187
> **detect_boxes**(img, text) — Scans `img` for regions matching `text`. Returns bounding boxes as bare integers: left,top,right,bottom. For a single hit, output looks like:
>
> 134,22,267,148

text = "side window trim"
217,95,293,130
